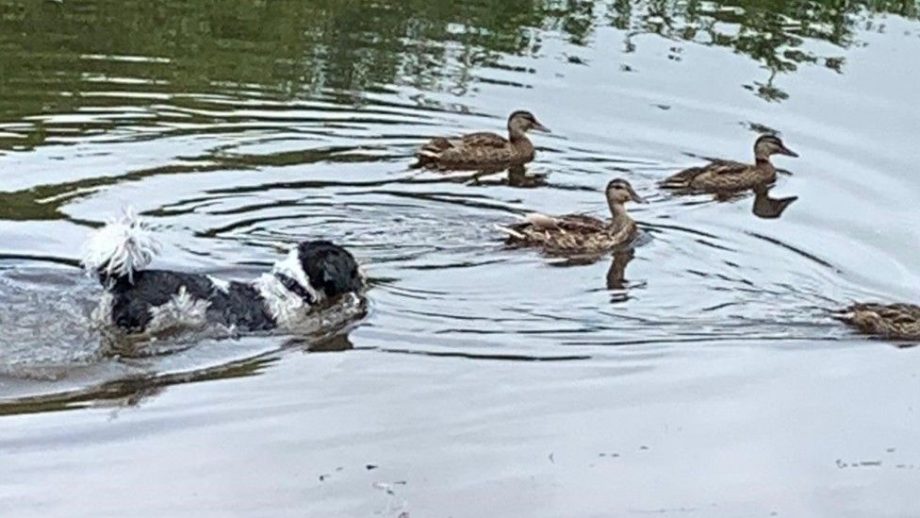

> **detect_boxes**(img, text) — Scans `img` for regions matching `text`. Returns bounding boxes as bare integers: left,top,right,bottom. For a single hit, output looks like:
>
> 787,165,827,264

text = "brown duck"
661,135,798,192
837,303,920,341
499,178,645,255
416,110,549,171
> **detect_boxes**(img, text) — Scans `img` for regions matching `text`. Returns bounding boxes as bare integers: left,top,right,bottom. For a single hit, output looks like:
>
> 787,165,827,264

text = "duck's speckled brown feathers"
838,302,920,340
500,178,644,255
503,213,637,256
661,135,797,193
418,132,533,170
661,159,775,192
416,110,548,171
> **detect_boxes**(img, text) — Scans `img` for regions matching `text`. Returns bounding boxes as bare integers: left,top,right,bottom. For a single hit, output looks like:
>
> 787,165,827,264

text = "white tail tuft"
81,209,160,283
523,212,559,229
493,224,524,239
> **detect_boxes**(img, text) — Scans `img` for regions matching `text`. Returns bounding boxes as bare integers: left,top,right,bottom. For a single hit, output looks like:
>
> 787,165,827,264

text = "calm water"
1,1,920,516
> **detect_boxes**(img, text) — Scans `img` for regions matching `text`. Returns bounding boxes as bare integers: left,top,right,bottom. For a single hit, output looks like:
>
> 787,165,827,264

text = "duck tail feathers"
493,224,524,239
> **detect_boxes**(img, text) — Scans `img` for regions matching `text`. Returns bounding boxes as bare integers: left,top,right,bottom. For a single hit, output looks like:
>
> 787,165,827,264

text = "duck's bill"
779,146,799,157
629,190,647,203
532,121,551,133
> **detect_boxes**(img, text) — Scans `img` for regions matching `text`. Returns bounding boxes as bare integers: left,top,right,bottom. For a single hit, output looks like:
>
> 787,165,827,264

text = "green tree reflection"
0,0,916,124
607,0,919,100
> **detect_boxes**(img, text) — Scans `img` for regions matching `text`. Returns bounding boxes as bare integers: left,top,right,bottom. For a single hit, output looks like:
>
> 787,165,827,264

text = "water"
1,1,920,516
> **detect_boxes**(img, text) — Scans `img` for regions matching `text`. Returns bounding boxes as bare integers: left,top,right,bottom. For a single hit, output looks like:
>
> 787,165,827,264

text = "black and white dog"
82,211,365,336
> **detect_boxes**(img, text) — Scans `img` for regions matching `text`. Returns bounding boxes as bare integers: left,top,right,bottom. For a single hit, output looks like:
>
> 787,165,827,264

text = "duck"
836,303,920,341
661,134,798,192
499,178,645,255
415,110,550,171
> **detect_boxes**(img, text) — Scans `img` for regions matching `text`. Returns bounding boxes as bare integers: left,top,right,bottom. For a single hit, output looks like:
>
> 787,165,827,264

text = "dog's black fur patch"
297,241,364,297
107,271,276,333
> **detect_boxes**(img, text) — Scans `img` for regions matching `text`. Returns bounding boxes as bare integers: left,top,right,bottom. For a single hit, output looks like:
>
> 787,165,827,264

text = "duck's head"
754,134,798,159
605,178,645,205
508,110,550,134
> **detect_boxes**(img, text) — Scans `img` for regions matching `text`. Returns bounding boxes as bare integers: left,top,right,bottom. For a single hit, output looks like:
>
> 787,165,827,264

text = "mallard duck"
499,178,645,255
661,135,798,192
836,303,920,341
415,110,550,171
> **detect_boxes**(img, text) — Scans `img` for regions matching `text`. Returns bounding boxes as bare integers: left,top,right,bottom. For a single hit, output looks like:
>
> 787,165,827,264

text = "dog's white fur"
145,286,212,334
252,248,324,329
82,209,160,283
90,290,116,328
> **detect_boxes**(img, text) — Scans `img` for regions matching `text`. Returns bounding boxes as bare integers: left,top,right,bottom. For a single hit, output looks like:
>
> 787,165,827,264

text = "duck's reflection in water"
547,246,639,300
708,182,798,219
606,249,635,290
408,163,549,188
751,182,798,219
469,164,549,188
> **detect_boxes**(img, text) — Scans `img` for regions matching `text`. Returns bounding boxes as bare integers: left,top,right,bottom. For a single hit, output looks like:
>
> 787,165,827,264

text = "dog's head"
271,241,364,305
297,240,364,299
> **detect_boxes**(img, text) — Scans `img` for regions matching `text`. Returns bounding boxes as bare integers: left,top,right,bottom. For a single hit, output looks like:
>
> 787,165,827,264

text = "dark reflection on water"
0,332,363,417
1,1,920,514
0,354,273,417
0,0,915,146
606,249,635,290
669,181,800,219
751,183,798,219
609,0,920,100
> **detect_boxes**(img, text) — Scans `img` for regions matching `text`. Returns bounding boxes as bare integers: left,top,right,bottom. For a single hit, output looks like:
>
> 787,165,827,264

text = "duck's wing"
661,159,748,189
418,137,453,155
847,302,920,320
701,160,749,174
458,132,509,148
502,213,605,237
554,214,608,232
886,303,920,316
499,212,634,256
416,131,510,167
839,302,920,339
419,132,506,154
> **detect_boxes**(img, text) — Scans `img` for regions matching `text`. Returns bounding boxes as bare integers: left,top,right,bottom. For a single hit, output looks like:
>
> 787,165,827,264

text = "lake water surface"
1,1,919,516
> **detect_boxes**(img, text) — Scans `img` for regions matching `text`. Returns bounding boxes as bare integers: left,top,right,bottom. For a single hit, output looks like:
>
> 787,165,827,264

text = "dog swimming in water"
82,211,365,337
